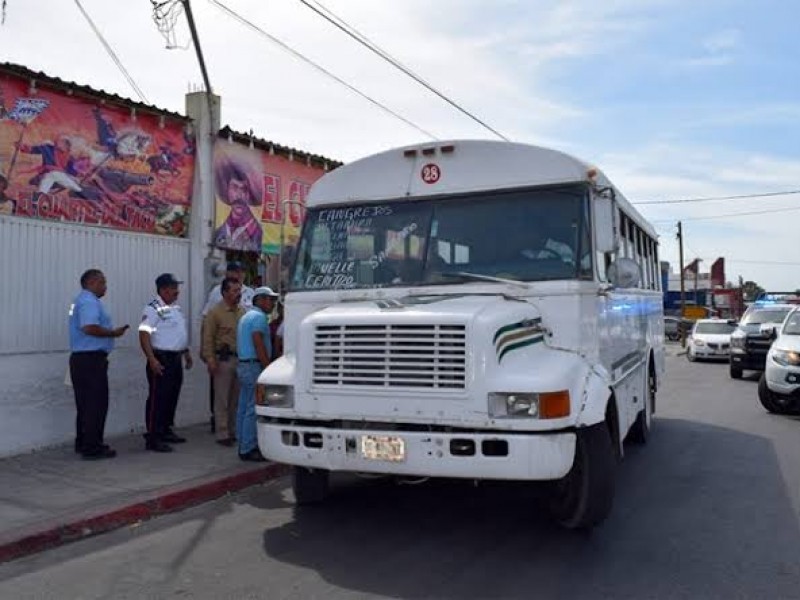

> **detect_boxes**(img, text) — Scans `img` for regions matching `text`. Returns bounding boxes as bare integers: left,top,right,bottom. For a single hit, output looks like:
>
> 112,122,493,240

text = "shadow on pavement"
259,418,800,599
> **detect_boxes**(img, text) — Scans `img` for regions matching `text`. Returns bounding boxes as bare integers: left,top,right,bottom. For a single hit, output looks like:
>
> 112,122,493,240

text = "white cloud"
0,0,797,290
594,141,800,289
676,27,741,69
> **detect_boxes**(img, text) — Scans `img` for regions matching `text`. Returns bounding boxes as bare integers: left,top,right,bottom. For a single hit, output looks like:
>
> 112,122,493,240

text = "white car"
687,319,737,361
759,307,800,414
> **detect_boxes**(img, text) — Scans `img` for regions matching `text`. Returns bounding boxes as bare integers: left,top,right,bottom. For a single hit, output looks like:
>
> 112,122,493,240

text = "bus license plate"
361,435,405,462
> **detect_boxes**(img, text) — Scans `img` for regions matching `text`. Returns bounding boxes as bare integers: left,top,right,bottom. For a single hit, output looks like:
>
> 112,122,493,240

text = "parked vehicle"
664,316,692,341
687,319,737,361
256,140,665,530
729,302,795,379
759,307,800,414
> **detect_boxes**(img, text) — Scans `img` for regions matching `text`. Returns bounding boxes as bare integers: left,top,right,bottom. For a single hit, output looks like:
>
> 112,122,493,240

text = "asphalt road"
2,351,799,600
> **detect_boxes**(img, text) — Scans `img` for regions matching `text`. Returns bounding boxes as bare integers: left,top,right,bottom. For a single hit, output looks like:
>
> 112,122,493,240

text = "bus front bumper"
257,420,576,481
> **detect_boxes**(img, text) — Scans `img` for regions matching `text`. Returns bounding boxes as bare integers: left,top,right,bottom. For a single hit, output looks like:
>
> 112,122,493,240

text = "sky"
1,0,799,290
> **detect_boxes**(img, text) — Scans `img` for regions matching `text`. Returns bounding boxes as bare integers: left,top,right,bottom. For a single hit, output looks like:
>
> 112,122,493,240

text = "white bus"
257,140,665,529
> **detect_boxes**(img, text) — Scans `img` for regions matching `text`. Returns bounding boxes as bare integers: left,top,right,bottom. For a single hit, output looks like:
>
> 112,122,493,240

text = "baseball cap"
155,273,183,288
253,286,280,299
226,261,244,272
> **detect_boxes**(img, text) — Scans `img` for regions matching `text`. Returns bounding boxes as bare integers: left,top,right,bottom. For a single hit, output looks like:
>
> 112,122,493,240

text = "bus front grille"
312,324,467,389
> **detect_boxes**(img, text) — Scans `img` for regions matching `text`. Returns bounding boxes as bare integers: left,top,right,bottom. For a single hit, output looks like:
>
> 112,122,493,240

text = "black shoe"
239,449,266,462
81,447,117,460
146,441,174,453
163,431,187,444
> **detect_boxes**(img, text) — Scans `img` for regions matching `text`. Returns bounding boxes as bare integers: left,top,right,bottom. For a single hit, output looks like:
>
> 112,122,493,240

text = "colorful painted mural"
0,73,195,237
213,139,327,255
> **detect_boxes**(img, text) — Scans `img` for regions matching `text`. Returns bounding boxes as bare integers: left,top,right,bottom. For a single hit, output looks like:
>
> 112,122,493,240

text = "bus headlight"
256,384,294,408
489,391,570,419
772,349,800,367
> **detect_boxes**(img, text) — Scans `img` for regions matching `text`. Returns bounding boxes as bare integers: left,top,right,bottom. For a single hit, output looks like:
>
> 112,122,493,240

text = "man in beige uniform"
201,277,245,445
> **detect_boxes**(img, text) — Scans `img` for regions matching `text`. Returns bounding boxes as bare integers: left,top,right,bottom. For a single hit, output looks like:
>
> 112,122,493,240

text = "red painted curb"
0,462,290,564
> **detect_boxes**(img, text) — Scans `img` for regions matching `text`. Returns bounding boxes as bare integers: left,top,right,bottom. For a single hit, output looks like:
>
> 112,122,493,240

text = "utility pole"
677,221,686,347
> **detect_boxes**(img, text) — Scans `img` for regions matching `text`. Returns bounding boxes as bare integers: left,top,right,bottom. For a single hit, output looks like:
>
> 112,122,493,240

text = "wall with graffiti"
213,139,327,255
0,72,195,237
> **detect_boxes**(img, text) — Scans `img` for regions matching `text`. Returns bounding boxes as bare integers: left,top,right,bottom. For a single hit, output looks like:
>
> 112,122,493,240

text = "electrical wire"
708,258,800,266
297,0,509,141
74,0,149,104
207,0,438,140
634,189,800,205
649,204,800,223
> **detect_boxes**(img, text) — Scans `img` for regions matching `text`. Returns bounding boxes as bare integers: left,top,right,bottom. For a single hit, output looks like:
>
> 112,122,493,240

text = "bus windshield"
290,185,592,291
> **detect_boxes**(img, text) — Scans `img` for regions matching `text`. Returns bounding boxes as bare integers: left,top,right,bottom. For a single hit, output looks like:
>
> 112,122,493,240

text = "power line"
296,0,509,141
634,189,800,205
74,0,149,104
711,258,800,266
207,0,437,140
650,204,800,223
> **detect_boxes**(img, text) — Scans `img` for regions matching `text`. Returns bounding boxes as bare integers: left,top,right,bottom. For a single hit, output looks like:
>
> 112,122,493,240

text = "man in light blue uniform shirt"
235,286,278,461
69,269,128,460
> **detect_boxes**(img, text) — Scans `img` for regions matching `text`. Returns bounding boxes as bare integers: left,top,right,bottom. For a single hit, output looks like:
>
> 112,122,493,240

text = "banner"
0,74,195,236
213,139,328,255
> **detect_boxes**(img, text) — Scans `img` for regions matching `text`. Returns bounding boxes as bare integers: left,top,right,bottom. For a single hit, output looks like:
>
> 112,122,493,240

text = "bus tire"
292,466,330,505
629,368,655,444
730,365,743,379
758,374,789,415
548,422,616,530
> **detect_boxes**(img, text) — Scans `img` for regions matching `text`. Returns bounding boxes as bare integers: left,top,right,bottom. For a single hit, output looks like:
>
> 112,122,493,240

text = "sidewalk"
0,424,289,564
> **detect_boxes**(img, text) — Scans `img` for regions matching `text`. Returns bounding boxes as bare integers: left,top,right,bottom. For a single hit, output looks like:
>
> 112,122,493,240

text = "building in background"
0,62,339,456
661,257,744,320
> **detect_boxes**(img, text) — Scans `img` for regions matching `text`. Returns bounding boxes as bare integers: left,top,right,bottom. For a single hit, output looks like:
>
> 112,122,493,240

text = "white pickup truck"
759,306,800,414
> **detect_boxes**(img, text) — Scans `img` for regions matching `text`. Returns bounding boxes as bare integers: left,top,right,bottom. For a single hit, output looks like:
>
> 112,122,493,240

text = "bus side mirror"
608,257,641,289
594,194,618,254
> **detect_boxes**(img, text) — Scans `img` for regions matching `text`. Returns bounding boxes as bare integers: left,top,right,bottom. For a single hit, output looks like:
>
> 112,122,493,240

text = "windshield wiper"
440,271,529,288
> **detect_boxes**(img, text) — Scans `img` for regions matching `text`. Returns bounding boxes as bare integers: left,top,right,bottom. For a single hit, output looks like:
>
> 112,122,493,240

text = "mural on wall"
0,74,195,236
213,139,327,255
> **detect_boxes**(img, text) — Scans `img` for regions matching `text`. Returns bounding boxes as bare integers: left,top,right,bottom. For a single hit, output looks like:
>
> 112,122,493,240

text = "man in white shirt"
138,273,193,453
202,261,254,317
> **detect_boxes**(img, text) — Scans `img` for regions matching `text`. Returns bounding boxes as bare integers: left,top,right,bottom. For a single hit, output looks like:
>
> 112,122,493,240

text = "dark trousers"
145,351,184,442
70,351,109,455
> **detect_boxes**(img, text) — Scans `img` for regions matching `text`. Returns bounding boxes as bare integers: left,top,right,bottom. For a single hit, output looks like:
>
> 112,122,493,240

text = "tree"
741,281,765,302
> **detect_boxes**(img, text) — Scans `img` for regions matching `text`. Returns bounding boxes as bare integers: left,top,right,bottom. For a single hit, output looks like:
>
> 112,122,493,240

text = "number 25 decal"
421,163,441,184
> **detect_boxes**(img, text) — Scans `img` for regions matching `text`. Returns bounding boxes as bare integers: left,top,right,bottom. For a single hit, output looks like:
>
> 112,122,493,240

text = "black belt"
238,358,260,363
72,350,108,356
154,349,184,356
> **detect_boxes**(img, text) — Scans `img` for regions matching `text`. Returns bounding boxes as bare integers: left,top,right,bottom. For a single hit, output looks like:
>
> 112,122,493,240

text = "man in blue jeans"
235,286,278,461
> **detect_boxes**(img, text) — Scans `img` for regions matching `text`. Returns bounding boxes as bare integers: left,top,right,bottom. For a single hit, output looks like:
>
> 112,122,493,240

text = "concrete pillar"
185,91,221,344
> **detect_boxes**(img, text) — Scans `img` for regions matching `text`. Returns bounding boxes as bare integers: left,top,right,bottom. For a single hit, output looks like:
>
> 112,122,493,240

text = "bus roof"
307,139,656,239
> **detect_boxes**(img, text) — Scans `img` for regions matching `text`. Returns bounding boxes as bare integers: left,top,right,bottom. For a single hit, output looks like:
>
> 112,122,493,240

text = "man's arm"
201,311,218,374
79,299,128,338
137,306,164,374
252,330,271,369
83,324,128,338
138,330,165,375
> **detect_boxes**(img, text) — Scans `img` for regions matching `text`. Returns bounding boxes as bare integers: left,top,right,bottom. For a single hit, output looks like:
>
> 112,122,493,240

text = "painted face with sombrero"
216,158,261,223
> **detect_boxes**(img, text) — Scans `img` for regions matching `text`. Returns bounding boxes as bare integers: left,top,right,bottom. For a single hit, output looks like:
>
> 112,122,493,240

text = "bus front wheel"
292,466,330,505
548,422,616,530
